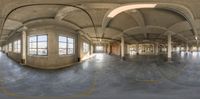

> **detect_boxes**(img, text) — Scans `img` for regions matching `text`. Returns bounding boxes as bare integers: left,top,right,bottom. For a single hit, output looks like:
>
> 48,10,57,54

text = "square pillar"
77,33,81,62
154,42,159,55
197,41,199,52
121,36,125,59
108,43,111,54
136,43,139,55
167,32,172,60
22,30,27,64
186,43,189,53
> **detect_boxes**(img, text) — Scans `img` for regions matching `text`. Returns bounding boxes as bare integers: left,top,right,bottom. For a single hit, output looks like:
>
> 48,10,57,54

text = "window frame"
96,45,103,51
83,42,89,53
58,35,75,56
14,40,21,53
8,43,12,52
28,34,48,56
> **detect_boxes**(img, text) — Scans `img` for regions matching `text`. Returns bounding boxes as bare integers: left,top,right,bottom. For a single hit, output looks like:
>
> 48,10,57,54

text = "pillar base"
121,57,125,60
78,57,81,62
21,59,26,64
167,58,172,63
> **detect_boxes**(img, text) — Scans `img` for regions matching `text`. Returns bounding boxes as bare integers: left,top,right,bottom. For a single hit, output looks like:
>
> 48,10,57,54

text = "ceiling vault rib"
0,3,97,45
101,3,197,44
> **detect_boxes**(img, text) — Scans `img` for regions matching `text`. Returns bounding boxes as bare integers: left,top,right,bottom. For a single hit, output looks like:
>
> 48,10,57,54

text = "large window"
96,46,103,51
29,35,48,56
9,43,12,52
14,40,21,53
59,36,74,55
83,42,89,53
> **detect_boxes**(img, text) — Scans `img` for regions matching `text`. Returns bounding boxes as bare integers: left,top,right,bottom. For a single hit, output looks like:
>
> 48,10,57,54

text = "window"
9,43,12,52
96,46,103,51
29,35,48,56
83,42,89,53
68,37,74,54
59,36,74,55
14,40,21,53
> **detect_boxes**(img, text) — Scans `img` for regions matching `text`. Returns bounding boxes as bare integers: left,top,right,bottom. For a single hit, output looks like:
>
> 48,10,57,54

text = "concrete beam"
55,3,119,21
3,19,23,30
126,10,147,38
102,3,197,41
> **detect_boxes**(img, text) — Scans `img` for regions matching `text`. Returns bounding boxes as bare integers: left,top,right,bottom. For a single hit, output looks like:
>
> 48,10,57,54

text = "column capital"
121,34,125,38
166,31,176,35
20,26,28,32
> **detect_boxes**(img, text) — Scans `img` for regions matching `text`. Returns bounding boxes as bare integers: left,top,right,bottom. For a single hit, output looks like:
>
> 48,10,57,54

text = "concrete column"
186,43,189,53
154,42,159,55
89,43,92,55
136,43,139,55
77,33,81,62
167,32,172,60
90,43,93,55
22,30,27,64
197,41,199,52
108,43,111,54
121,36,125,59
180,45,182,53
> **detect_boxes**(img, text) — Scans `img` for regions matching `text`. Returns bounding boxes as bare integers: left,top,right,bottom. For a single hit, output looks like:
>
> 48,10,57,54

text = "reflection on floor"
0,52,200,99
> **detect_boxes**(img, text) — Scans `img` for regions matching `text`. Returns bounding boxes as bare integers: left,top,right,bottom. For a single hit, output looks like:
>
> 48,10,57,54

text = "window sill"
59,54,75,57
28,55,48,57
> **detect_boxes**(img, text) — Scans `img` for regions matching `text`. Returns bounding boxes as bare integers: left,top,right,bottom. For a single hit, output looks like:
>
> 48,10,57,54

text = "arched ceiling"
1,0,200,46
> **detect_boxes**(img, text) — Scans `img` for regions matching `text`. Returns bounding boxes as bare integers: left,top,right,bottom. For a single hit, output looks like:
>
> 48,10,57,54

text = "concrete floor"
0,52,200,99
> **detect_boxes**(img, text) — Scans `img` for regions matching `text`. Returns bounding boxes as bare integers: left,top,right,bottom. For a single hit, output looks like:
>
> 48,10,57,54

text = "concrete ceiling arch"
102,3,197,39
55,3,120,21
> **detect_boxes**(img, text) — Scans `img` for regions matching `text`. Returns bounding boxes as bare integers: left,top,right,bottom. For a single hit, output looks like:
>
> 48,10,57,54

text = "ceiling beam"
102,3,197,40
126,9,147,38
55,3,119,21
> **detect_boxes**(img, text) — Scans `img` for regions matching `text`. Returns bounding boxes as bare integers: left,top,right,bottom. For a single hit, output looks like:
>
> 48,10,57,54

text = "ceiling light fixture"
107,4,157,18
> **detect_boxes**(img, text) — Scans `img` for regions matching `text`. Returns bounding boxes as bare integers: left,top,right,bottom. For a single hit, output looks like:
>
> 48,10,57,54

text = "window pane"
83,42,89,53
38,49,47,55
29,43,37,48
59,43,67,48
17,40,21,53
68,48,73,54
59,36,67,42
38,42,47,49
28,35,48,56
68,38,74,43
59,49,66,55
9,43,12,52
96,46,103,51
68,44,73,48
18,40,21,44
38,35,47,42
29,49,37,55
29,36,37,42
14,41,17,48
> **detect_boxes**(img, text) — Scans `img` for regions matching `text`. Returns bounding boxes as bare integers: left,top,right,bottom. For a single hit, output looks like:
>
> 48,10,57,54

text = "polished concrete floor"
0,52,200,99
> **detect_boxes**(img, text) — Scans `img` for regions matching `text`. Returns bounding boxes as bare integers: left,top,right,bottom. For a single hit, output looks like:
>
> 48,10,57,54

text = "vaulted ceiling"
1,0,200,46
